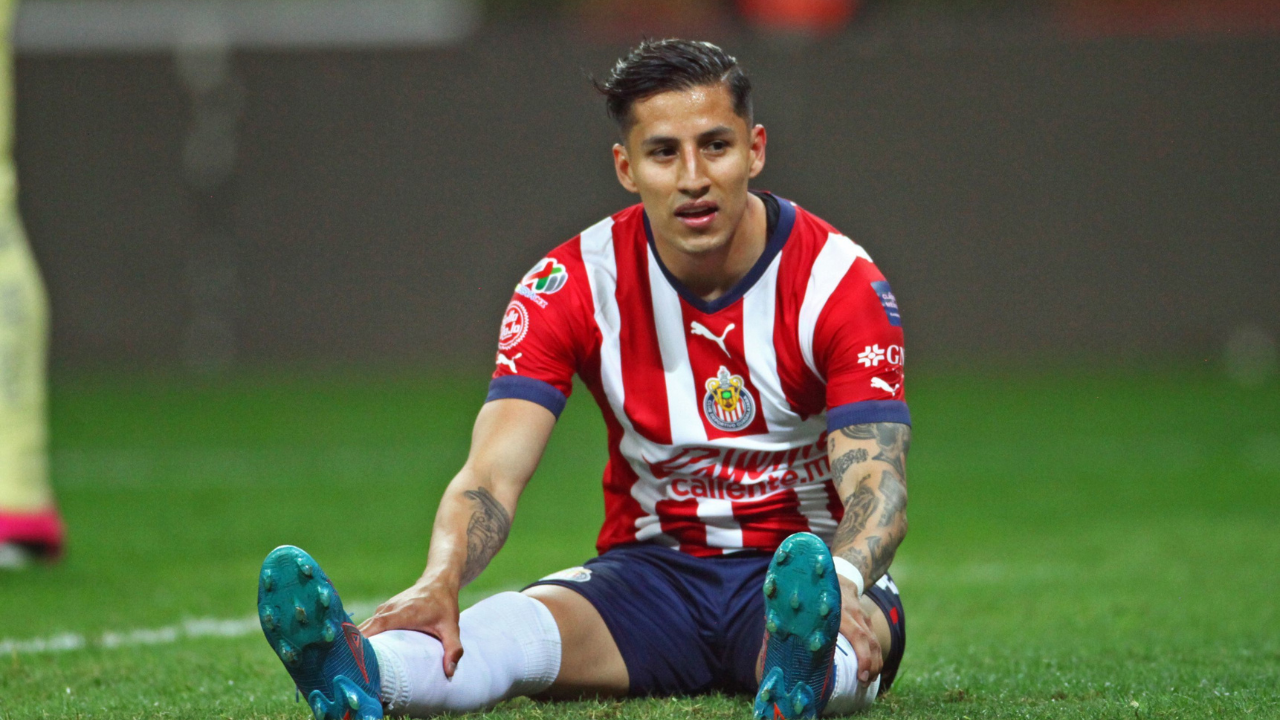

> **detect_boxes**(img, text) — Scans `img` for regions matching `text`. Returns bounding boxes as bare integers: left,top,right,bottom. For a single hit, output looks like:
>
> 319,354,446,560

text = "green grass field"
2,368,1277,719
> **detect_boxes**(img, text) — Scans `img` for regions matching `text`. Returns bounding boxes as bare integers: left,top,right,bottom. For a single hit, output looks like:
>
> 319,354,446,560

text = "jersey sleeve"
485,242,594,419
812,251,911,432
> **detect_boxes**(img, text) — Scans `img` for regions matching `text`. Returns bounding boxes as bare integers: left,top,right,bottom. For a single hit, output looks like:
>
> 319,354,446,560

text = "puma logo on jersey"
690,321,735,357
870,377,899,395
496,352,522,373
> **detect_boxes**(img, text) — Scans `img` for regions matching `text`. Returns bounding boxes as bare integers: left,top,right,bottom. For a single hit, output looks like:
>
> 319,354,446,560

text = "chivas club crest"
703,366,756,432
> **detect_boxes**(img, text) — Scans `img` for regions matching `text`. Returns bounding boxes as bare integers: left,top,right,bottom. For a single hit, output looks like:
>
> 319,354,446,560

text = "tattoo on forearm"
839,546,868,574
830,423,912,585
460,488,511,585
832,484,878,549
866,534,896,579
830,448,868,489
877,470,907,527
870,423,910,480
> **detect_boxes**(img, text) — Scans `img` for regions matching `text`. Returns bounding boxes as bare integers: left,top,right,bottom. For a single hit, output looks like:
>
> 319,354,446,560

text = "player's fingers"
437,620,464,678
852,630,874,684
840,608,875,683
865,632,883,680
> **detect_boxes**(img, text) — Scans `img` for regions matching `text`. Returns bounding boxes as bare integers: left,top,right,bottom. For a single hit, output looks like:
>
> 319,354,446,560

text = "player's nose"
675,150,711,195
675,156,716,194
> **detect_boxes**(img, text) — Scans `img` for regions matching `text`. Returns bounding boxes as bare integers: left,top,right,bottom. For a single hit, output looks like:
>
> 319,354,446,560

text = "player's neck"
653,192,768,303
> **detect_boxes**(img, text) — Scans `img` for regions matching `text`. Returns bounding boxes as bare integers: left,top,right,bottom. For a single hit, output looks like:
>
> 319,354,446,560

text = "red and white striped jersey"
488,194,909,557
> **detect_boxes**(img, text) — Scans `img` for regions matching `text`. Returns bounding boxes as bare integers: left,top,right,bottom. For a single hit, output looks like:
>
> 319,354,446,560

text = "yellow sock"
0,204,51,514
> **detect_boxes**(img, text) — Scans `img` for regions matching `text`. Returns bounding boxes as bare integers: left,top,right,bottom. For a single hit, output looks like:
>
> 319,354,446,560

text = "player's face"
612,83,766,257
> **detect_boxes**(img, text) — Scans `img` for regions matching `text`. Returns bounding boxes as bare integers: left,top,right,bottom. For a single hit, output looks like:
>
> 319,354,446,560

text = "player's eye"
651,146,677,158
706,140,729,152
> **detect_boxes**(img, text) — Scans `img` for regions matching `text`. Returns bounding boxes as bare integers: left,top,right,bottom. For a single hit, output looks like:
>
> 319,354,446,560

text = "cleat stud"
278,641,297,665
260,608,276,630
297,558,314,578
322,622,336,643
794,698,807,715
760,687,771,702
765,612,779,634
262,570,274,591
790,593,801,610
345,690,360,711
317,586,332,609
295,603,308,624
818,601,831,618
763,576,777,598
814,559,826,577
776,550,790,565
809,632,824,652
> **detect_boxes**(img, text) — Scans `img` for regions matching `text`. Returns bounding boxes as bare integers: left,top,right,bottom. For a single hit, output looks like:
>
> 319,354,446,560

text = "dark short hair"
594,39,753,135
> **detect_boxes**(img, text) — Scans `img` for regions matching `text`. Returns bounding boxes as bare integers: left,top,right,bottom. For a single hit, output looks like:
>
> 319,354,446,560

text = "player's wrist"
418,564,463,593
831,556,865,598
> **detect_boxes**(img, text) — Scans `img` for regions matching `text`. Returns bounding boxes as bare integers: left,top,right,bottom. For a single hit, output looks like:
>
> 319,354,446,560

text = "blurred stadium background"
3,1,1279,718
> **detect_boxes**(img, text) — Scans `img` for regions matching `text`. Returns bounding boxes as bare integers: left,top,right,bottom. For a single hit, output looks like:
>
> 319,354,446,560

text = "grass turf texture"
1,368,1277,719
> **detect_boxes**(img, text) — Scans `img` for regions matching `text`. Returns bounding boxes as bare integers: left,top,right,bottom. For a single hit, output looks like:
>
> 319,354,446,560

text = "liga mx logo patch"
520,258,568,295
703,366,756,432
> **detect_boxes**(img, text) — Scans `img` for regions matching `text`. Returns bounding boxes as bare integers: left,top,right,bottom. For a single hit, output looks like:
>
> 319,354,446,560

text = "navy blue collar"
642,192,797,315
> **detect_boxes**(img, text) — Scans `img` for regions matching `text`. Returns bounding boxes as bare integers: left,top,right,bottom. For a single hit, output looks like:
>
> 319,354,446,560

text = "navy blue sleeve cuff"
827,399,911,433
486,375,568,419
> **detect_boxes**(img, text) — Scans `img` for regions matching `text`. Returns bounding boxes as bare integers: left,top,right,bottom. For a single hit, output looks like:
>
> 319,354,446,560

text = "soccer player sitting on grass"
258,38,911,719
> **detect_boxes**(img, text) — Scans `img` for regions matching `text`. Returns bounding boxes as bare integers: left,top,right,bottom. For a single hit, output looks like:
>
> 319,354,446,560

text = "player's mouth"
674,201,719,230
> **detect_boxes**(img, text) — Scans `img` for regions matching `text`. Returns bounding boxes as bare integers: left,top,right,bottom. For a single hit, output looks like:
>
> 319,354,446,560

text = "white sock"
368,591,561,717
822,634,880,716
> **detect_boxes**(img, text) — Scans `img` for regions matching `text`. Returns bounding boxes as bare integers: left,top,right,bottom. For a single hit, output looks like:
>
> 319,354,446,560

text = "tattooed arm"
826,422,911,683
828,422,910,588
358,398,557,675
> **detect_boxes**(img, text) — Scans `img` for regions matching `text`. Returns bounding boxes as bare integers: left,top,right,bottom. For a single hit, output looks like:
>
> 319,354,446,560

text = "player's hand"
837,576,882,685
358,579,464,678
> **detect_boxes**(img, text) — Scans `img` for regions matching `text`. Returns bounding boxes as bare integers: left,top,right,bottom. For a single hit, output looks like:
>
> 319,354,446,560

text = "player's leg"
361,546,681,716
358,583,628,716
259,546,568,720
521,544,724,698
0,207,63,567
522,583,629,697
368,590,565,715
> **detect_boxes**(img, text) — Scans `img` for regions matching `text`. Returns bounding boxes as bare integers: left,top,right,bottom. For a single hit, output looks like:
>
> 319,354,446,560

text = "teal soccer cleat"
258,545,383,720
753,532,842,719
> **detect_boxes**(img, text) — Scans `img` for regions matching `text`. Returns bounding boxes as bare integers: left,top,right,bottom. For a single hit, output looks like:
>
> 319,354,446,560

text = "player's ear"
748,124,767,179
613,143,639,194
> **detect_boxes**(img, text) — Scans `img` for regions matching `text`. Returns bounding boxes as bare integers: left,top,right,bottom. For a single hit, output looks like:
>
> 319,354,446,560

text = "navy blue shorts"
527,543,905,697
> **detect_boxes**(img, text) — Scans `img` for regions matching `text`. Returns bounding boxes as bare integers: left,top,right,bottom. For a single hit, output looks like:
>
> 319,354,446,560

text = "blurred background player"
0,0,64,569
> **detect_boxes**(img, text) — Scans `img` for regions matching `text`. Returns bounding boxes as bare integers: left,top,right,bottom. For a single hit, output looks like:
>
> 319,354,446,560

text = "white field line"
2,588,519,657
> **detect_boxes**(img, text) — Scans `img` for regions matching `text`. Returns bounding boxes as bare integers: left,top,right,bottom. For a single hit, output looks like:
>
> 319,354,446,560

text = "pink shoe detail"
0,509,66,558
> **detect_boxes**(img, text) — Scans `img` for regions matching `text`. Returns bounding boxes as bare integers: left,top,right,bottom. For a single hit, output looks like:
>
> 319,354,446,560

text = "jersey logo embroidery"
499,300,529,351
703,366,756,431
520,258,569,296
690,321,735,357
496,352,521,373
858,343,903,368
870,377,900,395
